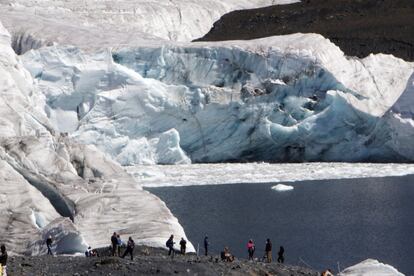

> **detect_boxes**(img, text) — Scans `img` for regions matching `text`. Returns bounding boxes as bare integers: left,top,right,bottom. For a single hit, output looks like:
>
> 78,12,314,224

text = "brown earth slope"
197,0,414,61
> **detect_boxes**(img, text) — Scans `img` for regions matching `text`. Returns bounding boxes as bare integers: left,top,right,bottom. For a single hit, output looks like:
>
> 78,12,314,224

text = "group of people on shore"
166,235,285,264
42,231,286,265
110,232,136,260
226,238,284,263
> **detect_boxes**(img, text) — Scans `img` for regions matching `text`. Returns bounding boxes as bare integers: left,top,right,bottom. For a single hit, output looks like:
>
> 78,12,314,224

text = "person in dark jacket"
0,244,7,274
166,235,175,257
179,238,187,255
265,239,272,263
121,237,135,260
111,232,118,256
46,236,53,255
204,236,209,256
277,246,285,263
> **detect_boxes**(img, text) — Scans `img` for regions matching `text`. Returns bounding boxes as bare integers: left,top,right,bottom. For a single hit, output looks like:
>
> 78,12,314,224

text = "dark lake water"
146,175,414,275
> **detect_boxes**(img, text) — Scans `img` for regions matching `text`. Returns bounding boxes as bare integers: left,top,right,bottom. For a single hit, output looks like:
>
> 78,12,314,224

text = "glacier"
127,163,414,187
18,33,414,164
1,3,414,272
0,0,298,51
0,21,194,255
339,259,404,276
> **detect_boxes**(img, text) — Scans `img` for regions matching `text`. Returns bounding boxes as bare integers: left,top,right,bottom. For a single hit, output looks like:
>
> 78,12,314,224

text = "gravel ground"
7,246,320,276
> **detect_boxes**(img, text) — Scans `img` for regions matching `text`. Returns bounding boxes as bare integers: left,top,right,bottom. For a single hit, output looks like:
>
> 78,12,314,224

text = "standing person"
166,235,175,257
46,236,53,255
0,245,7,276
117,234,123,257
247,239,255,260
265,239,272,263
179,238,187,255
277,246,285,263
111,232,118,256
203,235,209,256
121,237,135,261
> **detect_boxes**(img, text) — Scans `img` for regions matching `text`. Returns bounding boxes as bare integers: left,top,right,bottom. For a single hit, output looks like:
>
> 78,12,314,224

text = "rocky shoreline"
7,246,319,275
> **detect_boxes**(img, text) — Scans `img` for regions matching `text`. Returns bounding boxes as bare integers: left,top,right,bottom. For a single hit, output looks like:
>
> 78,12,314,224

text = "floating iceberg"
271,184,294,191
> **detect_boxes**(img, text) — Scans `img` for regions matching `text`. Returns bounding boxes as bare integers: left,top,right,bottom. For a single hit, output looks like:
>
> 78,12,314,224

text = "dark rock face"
197,0,414,61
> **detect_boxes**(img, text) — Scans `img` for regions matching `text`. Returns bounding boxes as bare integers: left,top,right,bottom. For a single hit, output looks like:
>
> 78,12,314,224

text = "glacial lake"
147,175,414,275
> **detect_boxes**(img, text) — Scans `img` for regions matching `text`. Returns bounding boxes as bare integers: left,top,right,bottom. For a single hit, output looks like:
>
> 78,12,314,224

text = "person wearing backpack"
121,237,135,260
166,235,175,257
46,236,53,255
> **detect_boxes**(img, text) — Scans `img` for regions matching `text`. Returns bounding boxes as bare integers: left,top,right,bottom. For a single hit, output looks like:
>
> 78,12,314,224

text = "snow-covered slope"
0,0,298,52
20,33,414,164
0,21,193,255
340,259,404,276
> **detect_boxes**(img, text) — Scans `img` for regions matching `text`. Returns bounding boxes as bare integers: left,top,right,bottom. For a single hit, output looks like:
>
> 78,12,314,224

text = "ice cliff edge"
19,33,414,164
0,21,194,255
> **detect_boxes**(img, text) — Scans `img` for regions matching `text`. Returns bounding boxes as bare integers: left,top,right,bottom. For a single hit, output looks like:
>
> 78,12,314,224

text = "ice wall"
21,34,414,164
0,21,194,255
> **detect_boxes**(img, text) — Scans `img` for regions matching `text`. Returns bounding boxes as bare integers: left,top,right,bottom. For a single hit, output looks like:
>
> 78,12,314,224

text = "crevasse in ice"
21,34,414,164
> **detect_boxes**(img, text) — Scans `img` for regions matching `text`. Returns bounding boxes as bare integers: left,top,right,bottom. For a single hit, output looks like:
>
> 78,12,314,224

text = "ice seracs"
20,33,414,164
0,21,194,255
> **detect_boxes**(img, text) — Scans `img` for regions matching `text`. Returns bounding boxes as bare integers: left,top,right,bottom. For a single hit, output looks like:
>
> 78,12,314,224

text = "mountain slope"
198,0,414,61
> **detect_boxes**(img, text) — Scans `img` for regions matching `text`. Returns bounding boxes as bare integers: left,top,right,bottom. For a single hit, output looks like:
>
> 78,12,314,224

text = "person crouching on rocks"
180,238,187,255
121,237,135,260
46,236,53,255
111,232,118,256
0,244,8,276
247,239,255,260
85,246,98,257
166,235,175,257
223,246,234,262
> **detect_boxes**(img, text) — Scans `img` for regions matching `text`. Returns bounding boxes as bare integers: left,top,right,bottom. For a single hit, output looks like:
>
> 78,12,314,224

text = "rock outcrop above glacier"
198,0,414,61
20,33,414,164
0,0,298,52
0,21,193,255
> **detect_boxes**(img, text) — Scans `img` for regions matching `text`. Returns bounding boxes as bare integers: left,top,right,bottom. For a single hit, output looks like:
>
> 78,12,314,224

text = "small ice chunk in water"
271,184,294,191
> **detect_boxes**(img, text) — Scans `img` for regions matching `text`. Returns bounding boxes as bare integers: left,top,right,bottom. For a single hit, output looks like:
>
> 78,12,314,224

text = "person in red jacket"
247,239,255,260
